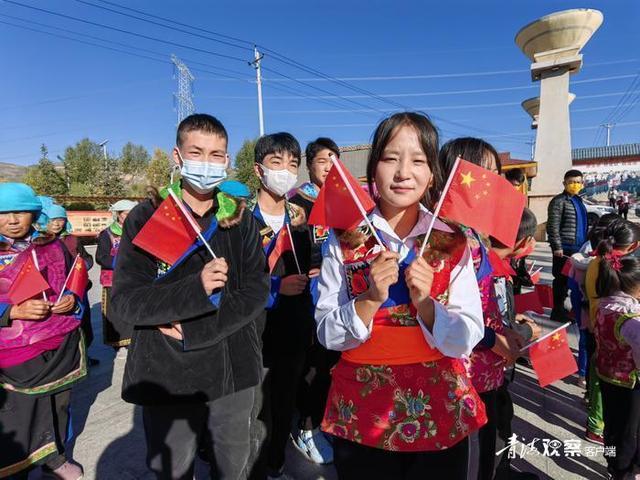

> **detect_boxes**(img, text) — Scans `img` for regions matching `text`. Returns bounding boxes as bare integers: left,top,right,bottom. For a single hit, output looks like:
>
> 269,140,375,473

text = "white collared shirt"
315,205,484,358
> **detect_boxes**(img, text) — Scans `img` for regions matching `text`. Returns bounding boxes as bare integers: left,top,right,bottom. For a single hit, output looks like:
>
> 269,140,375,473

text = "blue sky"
1,0,639,166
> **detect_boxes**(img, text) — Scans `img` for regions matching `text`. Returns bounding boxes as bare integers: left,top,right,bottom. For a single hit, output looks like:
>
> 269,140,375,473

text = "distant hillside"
0,162,29,182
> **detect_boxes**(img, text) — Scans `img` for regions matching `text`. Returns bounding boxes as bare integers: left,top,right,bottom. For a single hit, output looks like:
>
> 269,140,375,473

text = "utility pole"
250,46,265,136
171,54,195,125
601,122,615,147
99,140,109,160
526,140,535,160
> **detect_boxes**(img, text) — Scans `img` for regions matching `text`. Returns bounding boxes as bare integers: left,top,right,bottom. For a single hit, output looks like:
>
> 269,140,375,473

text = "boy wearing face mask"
110,114,269,480
248,133,315,479
547,169,588,323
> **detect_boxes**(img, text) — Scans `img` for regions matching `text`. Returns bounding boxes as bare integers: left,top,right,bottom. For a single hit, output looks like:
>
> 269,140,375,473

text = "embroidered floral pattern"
355,365,395,397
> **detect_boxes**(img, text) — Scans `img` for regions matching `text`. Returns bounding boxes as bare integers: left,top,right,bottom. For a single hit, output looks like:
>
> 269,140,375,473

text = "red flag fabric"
133,195,199,265
66,257,89,297
529,327,578,387
561,258,573,277
439,159,526,248
7,254,50,305
530,269,541,285
488,250,516,279
514,291,544,314
535,284,554,309
268,226,294,273
308,160,375,230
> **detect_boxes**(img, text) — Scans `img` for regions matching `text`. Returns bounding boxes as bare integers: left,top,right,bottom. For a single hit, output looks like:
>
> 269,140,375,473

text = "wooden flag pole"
31,249,48,302
55,254,78,306
286,223,302,274
329,154,385,250
418,156,461,258
167,188,217,259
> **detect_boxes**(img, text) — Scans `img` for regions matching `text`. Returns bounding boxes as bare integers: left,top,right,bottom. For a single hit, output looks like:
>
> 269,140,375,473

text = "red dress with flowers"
321,228,487,452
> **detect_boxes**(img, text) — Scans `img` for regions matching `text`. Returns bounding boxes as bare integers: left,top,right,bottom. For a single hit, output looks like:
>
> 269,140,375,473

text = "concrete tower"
515,9,603,229
522,94,576,130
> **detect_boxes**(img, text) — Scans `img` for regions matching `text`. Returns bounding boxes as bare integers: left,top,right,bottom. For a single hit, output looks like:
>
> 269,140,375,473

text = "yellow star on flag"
460,171,476,188
552,332,562,342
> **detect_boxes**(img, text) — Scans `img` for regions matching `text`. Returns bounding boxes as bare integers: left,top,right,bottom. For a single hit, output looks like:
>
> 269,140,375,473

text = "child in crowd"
594,229,640,479
316,113,486,479
0,183,85,480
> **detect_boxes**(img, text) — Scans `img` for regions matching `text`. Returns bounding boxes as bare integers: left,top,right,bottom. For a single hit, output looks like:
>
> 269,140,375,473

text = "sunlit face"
254,151,299,178
173,130,229,167
374,125,432,211
309,149,334,187
117,211,130,225
0,211,34,239
48,218,66,234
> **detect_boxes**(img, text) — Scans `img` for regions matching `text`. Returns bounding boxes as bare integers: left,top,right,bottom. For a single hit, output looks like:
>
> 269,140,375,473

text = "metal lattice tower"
171,54,195,125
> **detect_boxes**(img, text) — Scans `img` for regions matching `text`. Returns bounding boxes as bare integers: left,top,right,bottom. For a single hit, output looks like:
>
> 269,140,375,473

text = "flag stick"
286,223,302,274
167,188,217,259
418,156,461,258
493,322,572,367
530,267,543,277
528,260,536,274
55,254,78,306
31,249,48,302
330,155,385,250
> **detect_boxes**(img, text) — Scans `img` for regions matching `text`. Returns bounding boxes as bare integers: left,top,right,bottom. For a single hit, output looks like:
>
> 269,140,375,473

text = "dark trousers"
494,381,516,479
600,380,640,477
297,342,340,429
142,387,254,480
477,389,499,480
551,253,570,315
333,435,469,480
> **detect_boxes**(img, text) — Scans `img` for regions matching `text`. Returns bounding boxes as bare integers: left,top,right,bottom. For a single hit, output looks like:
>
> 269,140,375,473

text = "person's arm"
415,247,484,358
110,205,218,328
95,231,115,270
315,232,374,351
180,212,270,350
546,196,564,254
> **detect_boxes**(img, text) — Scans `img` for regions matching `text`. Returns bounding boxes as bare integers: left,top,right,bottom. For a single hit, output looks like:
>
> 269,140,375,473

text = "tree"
233,139,260,193
61,138,103,187
95,155,125,197
147,148,172,187
120,142,150,176
22,144,68,195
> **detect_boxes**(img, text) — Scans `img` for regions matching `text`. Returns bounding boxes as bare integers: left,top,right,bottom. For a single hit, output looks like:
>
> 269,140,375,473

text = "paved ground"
29,242,609,479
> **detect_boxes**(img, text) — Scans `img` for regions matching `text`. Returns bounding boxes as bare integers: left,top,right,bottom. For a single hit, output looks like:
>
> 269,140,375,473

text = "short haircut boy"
255,132,301,165
564,169,583,180
176,113,228,147
505,168,525,185
305,137,339,168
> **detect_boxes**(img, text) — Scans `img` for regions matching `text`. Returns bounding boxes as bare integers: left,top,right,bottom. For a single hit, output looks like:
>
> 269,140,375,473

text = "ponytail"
596,251,640,298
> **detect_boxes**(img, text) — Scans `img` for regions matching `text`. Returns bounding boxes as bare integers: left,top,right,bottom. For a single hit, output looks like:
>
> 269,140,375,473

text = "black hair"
588,213,621,250
439,137,502,177
490,207,537,248
254,132,301,165
305,137,339,168
564,169,583,180
366,112,441,208
505,168,525,184
596,255,640,298
594,218,640,256
176,113,228,147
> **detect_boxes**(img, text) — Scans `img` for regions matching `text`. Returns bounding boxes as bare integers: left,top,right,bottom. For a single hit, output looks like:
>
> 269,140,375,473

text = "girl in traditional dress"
316,112,486,479
0,183,85,479
96,199,137,350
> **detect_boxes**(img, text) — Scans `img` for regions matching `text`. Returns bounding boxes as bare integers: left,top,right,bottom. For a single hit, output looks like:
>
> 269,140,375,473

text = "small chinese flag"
488,249,516,279
514,291,544,314
268,226,294,273
439,159,526,248
308,160,375,230
7,254,50,305
133,195,199,265
66,256,89,297
561,258,573,277
535,284,554,309
529,326,578,387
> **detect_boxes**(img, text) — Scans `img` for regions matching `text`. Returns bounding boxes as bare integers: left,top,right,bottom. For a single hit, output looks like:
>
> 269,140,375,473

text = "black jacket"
111,196,269,406
546,192,587,252
95,229,116,271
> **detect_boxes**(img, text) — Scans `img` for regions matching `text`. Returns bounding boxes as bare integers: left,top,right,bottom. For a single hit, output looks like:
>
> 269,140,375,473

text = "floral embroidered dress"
318,219,487,452
462,227,505,394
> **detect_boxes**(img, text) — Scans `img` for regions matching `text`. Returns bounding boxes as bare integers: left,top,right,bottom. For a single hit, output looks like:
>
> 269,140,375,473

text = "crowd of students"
1,111,639,480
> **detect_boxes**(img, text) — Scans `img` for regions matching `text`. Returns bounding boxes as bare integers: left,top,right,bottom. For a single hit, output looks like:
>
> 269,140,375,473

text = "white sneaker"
292,428,334,465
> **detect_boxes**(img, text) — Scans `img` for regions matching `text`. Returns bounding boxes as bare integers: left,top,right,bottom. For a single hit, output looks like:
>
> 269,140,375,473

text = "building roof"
572,143,640,161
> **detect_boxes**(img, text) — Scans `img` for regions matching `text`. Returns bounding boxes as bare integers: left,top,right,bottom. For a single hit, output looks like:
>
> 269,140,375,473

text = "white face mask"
177,150,228,194
260,165,298,197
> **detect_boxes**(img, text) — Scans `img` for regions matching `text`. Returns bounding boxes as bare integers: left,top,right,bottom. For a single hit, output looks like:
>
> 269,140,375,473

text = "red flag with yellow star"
529,325,577,387
7,253,50,305
133,195,199,265
439,159,526,248
65,255,89,298
308,159,375,230
267,226,294,273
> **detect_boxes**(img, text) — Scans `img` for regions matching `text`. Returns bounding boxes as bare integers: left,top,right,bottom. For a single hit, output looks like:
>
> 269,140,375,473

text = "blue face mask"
178,151,228,194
